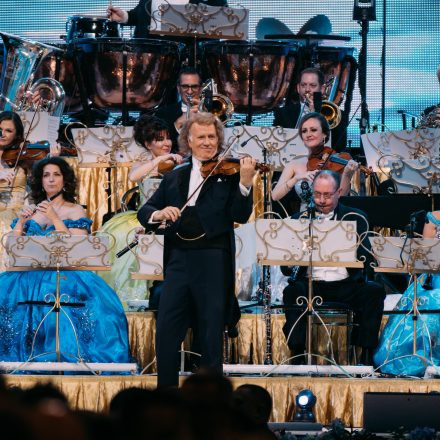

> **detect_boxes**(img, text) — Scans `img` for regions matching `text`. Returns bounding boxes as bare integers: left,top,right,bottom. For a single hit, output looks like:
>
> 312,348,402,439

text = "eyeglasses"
313,190,337,200
179,84,201,91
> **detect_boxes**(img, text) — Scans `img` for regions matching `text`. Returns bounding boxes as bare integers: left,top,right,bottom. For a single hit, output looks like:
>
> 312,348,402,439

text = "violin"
306,146,373,176
200,157,270,178
1,141,77,167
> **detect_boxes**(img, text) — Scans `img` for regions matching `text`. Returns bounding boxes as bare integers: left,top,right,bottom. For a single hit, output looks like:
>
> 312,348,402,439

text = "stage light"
294,389,317,423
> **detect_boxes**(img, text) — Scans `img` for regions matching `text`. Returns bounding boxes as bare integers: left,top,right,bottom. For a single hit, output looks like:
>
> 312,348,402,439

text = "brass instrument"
304,91,341,129
0,32,62,113
320,99,342,129
198,79,234,122
417,106,440,129
23,78,66,117
186,94,192,120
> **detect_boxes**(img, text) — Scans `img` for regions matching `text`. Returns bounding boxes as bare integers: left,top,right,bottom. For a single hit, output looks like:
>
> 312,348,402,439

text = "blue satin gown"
0,218,131,365
374,212,440,376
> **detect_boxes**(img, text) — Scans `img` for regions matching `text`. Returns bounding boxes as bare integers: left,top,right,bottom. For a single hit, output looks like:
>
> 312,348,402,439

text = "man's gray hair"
178,112,224,155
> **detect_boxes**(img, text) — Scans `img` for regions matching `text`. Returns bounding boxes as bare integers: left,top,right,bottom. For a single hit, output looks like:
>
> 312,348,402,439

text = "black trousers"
282,277,386,350
156,247,230,387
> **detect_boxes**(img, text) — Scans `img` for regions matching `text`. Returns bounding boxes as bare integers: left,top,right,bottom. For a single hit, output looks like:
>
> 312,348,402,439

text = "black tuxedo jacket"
282,203,371,282
273,102,348,151
137,158,253,327
127,0,228,38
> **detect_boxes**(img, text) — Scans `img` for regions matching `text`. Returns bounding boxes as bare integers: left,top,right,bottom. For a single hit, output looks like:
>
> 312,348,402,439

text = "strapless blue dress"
374,213,440,376
0,218,131,365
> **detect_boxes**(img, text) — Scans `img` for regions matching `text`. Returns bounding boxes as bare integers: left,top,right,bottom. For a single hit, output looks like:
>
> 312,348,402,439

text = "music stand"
69,123,143,222
3,232,115,370
369,234,440,374
251,215,365,366
149,2,248,65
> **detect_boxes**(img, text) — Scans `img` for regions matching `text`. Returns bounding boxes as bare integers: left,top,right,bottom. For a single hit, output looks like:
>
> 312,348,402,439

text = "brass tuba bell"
198,79,234,123
0,32,63,113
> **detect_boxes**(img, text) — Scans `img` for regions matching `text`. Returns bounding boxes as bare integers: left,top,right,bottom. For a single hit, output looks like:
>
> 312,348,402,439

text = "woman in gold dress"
0,111,28,269
98,115,182,308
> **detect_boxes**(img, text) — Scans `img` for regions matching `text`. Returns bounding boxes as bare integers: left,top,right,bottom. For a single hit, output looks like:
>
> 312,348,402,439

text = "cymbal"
298,14,332,35
256,18,293,40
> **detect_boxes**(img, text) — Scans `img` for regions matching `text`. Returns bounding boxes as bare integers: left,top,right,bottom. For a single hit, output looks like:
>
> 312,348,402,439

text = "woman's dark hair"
133,115,171,148
31,157,77,204
0,111,24,148
298,112,330,142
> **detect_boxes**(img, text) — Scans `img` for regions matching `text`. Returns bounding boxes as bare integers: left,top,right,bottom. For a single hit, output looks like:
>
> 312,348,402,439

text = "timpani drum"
65,16,121,43
201,40,298,113
34,43,81,112
73,38,182,111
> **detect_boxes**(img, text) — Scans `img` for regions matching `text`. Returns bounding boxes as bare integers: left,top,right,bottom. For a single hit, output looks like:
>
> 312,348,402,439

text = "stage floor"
5,374,440,427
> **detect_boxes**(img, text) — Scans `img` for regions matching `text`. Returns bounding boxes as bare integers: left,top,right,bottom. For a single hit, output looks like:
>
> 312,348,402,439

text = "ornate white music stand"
369,234,440,375
149,2,249,40
1,232,137,373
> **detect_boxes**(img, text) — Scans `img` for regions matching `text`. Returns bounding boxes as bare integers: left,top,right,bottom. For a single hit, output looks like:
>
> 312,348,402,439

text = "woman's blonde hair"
178,112,224,156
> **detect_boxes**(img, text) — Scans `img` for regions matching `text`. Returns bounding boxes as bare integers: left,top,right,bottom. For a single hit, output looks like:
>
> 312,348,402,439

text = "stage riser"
5,375,440,428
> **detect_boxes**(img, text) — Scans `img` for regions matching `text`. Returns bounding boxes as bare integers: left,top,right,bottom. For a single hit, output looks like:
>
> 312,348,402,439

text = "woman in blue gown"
374,211,440,376
0,157,131,365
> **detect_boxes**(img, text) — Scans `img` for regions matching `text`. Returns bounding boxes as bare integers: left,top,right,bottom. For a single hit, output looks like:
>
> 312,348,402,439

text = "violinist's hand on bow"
0,168,15,186
343,160,359,177
239,156,257,188
18,204,37,220
153,206,181,223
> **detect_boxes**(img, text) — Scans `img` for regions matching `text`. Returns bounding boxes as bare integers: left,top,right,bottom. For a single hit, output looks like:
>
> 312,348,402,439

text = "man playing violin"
282,169,385,365
273,67,348,150
137,112,257,387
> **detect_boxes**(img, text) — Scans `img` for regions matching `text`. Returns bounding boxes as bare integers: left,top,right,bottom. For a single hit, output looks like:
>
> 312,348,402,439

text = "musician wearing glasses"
274,67,348,150
154,66,203,150
137,112,257,387
281,170,385,366
108,0,228,39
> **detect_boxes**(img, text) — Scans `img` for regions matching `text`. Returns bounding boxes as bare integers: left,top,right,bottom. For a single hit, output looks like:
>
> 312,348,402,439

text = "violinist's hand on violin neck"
343,160,359,176
153,206,181,223
239,156,257,188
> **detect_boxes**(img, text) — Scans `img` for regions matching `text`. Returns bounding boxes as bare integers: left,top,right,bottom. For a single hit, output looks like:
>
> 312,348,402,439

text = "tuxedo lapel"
177,161,192,204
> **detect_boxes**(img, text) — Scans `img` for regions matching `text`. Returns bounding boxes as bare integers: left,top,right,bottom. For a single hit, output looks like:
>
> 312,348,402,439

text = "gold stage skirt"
5,374,440,427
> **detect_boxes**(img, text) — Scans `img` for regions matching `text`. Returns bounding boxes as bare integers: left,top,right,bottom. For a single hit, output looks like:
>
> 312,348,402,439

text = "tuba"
198,79,234,123
23,78,66,117
0,32,64,114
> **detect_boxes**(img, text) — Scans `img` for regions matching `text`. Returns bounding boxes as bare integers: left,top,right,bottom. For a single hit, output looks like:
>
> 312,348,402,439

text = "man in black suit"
273,67,348,151
154,66,202,151
108,0,228,38
137,112,256,387
282,170,385,365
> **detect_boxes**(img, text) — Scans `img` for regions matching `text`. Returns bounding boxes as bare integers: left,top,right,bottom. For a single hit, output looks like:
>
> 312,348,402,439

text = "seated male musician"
282,170,385,365
108,0,228,39
273,67,348,151
154,66,203,151
137,112,257,387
